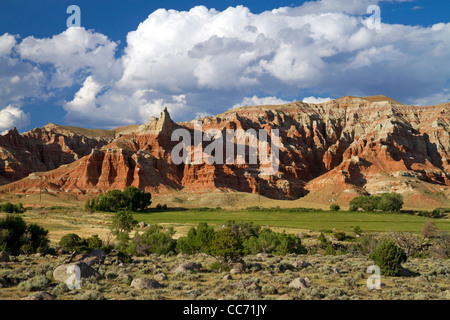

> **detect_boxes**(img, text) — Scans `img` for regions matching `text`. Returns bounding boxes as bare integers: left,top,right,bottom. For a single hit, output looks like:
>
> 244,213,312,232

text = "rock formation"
0,96,449,207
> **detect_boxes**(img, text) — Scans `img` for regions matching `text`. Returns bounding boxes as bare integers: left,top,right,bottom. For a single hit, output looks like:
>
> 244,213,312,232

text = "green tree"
59,233,88,252
0,214,27,254
176,222,215,254
110,211,138,236
86,187,152,212
377,193,403,212
330,204,340,211
243,228,306,255
138,225,176,255
87,234,104,250
26,223,49,252
369,240,407,276
211,228,242,261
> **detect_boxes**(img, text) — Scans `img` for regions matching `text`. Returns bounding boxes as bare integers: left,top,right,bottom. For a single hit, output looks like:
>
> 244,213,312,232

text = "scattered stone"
292,260,312,269
288,277,308,290
154,273,168,282
138,222,147,228
231,261,246,274
279,263,294,272
223,274,232,281
248,282,261,291
248,263,262,272
130,278,162,289
75,249,106,266
22,291,56,300
333,268,342,277
121,273,133,283
277,294,293,300
172,261,202,273
0,252,10,263
53,262,101,284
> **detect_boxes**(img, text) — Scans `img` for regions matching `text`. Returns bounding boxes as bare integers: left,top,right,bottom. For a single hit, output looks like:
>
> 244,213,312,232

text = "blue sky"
0,0,449,132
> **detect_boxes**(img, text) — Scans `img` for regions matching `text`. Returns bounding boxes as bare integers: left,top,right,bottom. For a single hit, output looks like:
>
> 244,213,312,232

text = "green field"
133,209,450,233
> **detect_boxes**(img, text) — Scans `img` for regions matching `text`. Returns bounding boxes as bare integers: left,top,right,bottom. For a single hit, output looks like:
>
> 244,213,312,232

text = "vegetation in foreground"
0,190,449,300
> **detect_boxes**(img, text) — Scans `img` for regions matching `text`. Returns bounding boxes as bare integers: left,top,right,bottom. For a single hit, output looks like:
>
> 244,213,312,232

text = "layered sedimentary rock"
0,97,449,206
0,124,111,184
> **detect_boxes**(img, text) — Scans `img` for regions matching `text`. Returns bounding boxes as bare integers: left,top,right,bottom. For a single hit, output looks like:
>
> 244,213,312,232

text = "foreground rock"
289,277,308,290
74,249,106,267
53,262,101,284
153,273,168,282
130,278,162,289
22,291,56,300
0,252,10,263
172,262,202,273
293,260,312,269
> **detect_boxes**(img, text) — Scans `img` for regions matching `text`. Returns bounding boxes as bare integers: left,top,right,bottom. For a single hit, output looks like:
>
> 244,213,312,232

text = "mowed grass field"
133,209,450,233
1,206,449,243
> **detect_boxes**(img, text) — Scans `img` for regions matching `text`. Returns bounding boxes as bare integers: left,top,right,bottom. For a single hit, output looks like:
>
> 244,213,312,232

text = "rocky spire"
139,106,177,135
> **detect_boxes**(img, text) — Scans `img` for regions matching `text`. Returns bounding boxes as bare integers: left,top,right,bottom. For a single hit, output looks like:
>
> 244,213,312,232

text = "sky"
0,0,449,133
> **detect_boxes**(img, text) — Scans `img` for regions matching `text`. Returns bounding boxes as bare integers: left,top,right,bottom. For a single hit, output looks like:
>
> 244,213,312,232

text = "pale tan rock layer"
0,96,449,206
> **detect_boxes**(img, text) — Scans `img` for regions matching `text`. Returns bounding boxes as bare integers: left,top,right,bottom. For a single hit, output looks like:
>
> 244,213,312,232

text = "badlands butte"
0,95,449,209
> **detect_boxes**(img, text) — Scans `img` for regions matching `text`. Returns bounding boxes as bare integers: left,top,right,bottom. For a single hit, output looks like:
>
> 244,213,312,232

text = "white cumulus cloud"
0,0,449,129
233,95,293,108
0,105,30,133
302,96,333,104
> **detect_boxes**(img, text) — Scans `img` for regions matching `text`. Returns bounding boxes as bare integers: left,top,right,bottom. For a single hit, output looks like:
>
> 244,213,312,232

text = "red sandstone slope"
0,96,449,206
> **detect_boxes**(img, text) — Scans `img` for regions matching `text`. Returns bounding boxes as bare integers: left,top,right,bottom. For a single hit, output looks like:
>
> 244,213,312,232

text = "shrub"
110,211,138,236
349,193,403,212
324,244,336,256
330,204,340,211
333,232,346,241
18,275,51,292
117,251,133,263
225,220,261,244
369,240,407,276
0,214,49,255
318,232,328,245
422,219,438,239
129,225,176,255
176,222,215,254
353,226,363,236
0,202,24,213
87,234,104,250
431,207,449,218
357,234,378,255
243,228,307,255
211,228,242,261
59,233,88,252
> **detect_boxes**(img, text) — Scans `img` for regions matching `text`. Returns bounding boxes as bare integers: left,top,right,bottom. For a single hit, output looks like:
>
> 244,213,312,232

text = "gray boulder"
231,261,246,274
172,261,202,273
74,249,106,266
22,291,56,300
153,273,168,282
0,251,10,263
53,261,101,285
130,278,162,289
292,260,312,269
288,277,308,290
